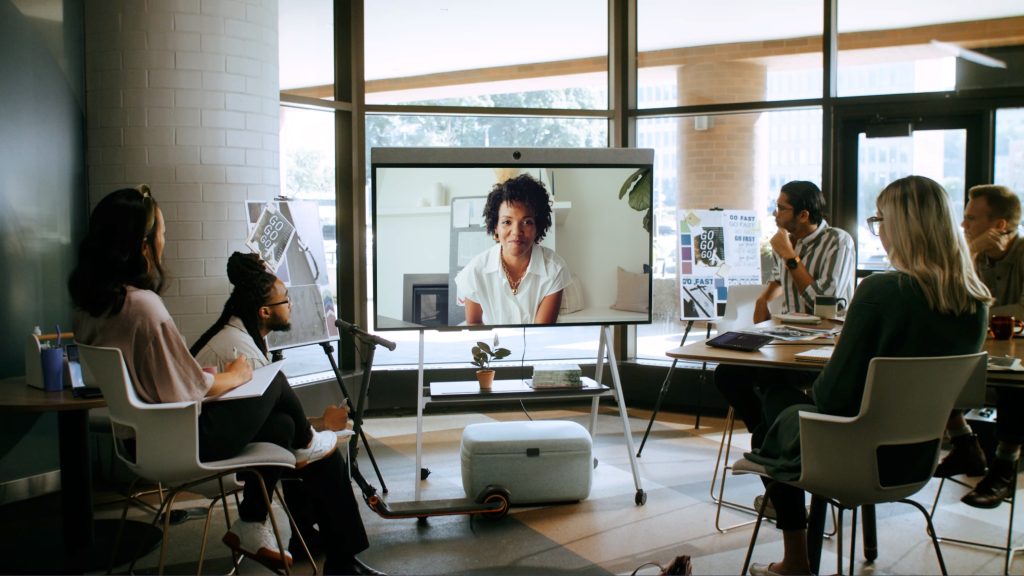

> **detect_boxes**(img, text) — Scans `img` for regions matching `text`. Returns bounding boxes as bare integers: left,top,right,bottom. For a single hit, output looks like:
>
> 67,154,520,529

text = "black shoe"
324,557,386,575
934,433,988,477
962,458,1018,509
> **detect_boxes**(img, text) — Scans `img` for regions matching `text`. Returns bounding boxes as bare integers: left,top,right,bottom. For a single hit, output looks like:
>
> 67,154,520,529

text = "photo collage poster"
678,209,762,320
246,201,337,350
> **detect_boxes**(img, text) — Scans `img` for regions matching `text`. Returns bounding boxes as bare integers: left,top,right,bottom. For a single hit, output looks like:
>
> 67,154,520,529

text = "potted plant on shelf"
471,340,511,391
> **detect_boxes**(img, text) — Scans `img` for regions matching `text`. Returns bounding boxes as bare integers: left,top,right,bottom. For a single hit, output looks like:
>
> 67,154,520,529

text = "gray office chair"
734,352,987,576
78,344,313,575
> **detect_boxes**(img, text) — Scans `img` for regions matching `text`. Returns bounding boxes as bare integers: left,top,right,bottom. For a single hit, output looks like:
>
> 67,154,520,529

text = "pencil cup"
40,347,65,392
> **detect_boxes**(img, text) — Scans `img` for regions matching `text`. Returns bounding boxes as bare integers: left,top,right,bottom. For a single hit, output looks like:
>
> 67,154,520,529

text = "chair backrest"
796,352,987,507
77,344,207,485
716,284,775,333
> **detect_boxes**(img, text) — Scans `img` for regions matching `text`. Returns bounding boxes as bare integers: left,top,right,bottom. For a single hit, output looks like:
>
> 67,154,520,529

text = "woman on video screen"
455,173,571,325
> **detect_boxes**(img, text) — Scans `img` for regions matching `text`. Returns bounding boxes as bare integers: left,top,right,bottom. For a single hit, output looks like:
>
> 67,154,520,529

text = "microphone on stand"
335,318,397,351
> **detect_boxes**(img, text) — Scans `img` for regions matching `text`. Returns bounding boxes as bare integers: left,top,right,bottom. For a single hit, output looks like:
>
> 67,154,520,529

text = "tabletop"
665,319,840,369
665,319,1024,382
0,377,106,412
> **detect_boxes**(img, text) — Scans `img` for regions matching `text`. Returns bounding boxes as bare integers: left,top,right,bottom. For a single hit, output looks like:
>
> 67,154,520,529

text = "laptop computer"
65,343,103,399
705,331,775,352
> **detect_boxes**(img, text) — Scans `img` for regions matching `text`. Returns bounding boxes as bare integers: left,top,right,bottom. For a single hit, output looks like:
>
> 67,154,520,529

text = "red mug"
990,315,1024,340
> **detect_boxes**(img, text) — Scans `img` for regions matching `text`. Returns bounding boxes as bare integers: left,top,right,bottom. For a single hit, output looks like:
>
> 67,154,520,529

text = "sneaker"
222,519,293,570
934,433,988,478
962,458,1018,509
294,427,338,469
753,494,777,520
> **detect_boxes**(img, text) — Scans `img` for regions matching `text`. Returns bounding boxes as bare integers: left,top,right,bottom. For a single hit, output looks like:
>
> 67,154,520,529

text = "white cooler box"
460,420,593,504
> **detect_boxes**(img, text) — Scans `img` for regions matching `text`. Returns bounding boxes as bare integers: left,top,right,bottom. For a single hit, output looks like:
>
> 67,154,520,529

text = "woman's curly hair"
482,173,553,243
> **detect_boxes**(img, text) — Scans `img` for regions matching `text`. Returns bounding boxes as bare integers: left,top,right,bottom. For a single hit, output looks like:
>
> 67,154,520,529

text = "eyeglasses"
768,200,794,214
264,297,290,308
867,216,884,236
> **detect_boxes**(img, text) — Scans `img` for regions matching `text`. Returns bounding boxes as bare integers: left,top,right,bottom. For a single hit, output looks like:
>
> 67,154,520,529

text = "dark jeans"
198,372,314,522
714,364,816,531
283,450,370,568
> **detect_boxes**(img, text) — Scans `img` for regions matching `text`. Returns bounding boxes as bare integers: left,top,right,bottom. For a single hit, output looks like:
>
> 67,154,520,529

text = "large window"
995,108,1024,196
635,109,823,360
276,1,1024,375
364,0,608,109
637,0,823,107
837,1,1023,97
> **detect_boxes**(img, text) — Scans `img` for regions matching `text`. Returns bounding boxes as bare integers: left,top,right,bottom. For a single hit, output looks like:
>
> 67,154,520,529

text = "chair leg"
741,482,775,575
275,485,318,574
709,407,734,502
901,498,948,576
253,472,292,576
835,507,844,576
849,507,858,576
714,409,761,532
927,471,1020,575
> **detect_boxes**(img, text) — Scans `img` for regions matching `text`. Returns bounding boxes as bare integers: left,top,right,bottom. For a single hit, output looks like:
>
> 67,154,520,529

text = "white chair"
78,344,312,575
734,352,987,576
708,284,780,531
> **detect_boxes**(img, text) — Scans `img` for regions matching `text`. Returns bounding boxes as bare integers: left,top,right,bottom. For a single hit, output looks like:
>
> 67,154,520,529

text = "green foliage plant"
471,341,511,370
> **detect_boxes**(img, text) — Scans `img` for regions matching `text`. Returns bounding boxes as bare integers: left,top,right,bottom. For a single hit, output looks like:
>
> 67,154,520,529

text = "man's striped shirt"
769,220,856,315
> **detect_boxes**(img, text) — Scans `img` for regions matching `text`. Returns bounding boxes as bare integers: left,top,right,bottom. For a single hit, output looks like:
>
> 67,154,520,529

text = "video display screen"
371,147,654,332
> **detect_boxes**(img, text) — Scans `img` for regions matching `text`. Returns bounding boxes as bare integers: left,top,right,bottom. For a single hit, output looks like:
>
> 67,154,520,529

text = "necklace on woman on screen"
500,251,527,295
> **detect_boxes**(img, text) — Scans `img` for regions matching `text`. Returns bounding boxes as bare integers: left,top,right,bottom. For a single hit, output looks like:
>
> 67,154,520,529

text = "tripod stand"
318,338,389,492
636,319,712,457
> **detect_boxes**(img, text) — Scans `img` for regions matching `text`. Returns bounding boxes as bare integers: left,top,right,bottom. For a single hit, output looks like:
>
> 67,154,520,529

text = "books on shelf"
530,364,583,388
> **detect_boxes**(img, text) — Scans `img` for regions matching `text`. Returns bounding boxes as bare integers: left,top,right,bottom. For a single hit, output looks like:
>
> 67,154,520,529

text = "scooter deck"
370,496,504,518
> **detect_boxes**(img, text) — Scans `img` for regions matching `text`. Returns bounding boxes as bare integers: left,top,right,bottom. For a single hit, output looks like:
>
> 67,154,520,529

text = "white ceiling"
280,0,1023,90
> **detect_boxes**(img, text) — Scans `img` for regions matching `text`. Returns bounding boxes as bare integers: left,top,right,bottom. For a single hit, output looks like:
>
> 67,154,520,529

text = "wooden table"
666,320,1017,573
0,377,159,571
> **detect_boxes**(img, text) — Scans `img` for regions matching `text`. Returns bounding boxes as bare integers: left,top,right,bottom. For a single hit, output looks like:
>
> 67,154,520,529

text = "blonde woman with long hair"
744,175,991,576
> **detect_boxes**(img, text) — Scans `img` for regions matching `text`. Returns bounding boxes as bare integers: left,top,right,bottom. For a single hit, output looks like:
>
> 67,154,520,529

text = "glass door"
837,111,988,275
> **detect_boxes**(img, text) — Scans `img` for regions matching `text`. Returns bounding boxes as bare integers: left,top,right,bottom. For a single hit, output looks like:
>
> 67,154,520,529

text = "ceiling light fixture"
930,39,1007,69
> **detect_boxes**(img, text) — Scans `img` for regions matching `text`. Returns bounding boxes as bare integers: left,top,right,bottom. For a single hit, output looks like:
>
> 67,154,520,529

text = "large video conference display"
371,147,655,332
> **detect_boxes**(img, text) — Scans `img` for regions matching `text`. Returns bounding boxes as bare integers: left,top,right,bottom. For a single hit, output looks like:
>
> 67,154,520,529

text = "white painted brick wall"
84,0,279,343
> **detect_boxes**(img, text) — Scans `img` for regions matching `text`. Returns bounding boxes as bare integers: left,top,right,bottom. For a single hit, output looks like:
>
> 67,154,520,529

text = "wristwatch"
785,255,801,270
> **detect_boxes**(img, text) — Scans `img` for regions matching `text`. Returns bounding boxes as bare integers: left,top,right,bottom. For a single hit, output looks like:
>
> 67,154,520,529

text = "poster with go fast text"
677,209,761,320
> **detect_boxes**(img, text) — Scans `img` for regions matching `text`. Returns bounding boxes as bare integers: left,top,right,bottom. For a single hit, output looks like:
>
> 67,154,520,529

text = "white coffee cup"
814,295,847,319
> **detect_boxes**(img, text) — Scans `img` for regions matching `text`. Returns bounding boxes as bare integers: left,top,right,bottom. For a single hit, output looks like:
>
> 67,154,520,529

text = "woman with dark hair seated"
455,173,571,325
743,176,991,576
69,187,338,570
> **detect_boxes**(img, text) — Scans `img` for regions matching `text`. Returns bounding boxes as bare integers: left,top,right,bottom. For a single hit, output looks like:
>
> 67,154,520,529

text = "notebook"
706,331,775,352
794,346,834,364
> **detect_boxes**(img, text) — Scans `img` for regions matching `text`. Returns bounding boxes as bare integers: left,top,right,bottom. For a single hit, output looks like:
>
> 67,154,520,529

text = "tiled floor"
9,406,1021,574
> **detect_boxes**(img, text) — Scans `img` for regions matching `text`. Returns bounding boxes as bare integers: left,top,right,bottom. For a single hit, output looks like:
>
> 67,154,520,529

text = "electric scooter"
331,319,511,521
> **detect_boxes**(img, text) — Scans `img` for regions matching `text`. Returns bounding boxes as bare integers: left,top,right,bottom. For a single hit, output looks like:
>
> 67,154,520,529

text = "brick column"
84,0,279,342
676,61,767,210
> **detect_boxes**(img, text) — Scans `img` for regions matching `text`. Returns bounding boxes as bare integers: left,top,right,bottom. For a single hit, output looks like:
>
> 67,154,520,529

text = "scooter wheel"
480,491,510,519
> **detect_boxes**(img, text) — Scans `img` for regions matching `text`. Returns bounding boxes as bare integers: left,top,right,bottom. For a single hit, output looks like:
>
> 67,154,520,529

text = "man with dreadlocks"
192,252,382,576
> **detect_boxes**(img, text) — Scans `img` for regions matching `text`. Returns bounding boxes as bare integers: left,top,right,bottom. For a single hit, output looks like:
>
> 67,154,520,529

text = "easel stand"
636,319,712,457
319,339,388,493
